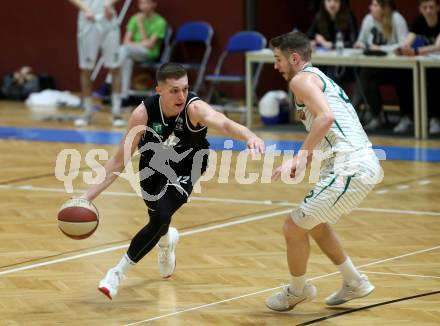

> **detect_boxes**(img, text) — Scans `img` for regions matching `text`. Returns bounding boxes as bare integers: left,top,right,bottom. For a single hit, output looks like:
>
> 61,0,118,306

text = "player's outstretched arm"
188,100,265,154
80,103,148,201
272,73,334,181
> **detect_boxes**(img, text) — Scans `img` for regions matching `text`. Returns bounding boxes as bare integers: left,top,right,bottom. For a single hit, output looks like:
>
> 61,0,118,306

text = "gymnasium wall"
0,0,245,92
0,1,420,94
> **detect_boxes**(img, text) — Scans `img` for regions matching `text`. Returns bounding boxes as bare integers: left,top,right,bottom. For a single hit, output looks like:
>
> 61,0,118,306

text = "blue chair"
205,31,267,109
164,21,214,93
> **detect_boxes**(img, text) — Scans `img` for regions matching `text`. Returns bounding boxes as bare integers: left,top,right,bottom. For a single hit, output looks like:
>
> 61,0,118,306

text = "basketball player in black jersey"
78,62,265,299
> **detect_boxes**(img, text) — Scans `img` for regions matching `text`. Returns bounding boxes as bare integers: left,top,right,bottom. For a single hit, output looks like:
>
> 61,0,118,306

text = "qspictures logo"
54,125,386,200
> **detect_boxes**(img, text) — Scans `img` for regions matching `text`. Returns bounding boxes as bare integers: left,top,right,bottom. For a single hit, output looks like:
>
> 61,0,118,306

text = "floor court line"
2,190,437,278
361,271,440,279
124,245,440,325
1,185,438,323
1,184,440,216
0,208,292,277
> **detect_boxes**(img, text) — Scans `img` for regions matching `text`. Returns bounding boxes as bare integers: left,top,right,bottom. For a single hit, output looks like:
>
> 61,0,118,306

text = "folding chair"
128,25,173,97
204,31,267,114
164,21,214,93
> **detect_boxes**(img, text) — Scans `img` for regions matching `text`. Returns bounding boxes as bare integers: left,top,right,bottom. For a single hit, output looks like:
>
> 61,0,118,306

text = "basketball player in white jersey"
69,0,125,127
265,31,383,311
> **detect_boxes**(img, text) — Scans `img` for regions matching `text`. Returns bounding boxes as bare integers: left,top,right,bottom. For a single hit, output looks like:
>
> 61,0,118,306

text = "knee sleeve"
127,217,168,263
148,208,172,236
128,185,188,263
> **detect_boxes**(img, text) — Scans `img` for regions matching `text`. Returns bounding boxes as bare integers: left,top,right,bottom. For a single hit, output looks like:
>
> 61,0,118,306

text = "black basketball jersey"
138,92,210,157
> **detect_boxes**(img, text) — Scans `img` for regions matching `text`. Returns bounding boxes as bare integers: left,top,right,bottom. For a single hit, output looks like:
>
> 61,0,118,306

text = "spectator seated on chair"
119,0,167,103
394,0,440,134
307,0,358,85
353,0,409,132
308,0,357,51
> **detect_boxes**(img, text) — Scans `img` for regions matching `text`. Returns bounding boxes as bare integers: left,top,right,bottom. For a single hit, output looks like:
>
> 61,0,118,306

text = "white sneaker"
430,117,440,134
112,116,126,127
98,268,124,300
74,116,92,127
364,117,381,131
393,115,412,133
157,227,179,278
265,282,317,312
325,274,374,306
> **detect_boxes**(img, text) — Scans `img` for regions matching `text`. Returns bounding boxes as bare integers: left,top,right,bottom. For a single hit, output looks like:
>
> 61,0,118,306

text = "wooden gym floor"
0,101,439,325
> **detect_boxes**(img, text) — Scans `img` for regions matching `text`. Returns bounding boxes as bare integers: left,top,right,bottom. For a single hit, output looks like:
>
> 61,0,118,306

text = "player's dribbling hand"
272,158,295,181
246,137,265,155
272,155,307,181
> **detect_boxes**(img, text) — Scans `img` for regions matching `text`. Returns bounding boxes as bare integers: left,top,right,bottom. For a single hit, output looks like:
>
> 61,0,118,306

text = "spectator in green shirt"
120,0,167,100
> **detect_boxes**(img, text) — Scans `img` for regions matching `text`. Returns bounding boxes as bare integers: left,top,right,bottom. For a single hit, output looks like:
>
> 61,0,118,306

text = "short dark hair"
269,31,312,61
156,62,187,83
377,0,396,10
418,0,438,4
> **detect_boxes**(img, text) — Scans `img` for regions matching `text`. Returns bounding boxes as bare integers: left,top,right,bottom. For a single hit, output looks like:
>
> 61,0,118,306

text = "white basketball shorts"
77,17,120,70
291,149,383,230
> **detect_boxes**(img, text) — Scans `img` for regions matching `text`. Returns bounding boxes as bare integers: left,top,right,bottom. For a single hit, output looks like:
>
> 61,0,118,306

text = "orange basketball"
58,198,99,240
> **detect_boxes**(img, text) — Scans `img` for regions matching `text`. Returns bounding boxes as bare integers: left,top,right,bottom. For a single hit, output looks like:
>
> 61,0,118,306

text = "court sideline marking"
1,184,440,217
1,186,438,277
124,245,440,325
296,290,440,326
0,208,293,277
0,185,438,323
361,271,440,279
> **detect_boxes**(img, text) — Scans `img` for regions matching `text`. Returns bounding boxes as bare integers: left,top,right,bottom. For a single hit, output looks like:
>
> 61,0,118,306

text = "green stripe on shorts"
332,174,355,206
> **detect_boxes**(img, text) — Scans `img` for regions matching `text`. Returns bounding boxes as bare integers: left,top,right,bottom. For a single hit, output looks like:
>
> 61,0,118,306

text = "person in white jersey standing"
69,0,125,127
265,31,383,311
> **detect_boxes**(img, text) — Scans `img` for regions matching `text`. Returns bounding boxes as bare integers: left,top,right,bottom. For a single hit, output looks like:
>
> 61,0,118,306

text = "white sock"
112,93,122,117
337,257,362,286
114,253,135,274
84,97,94,116
158,231,170,247
288,274,307,296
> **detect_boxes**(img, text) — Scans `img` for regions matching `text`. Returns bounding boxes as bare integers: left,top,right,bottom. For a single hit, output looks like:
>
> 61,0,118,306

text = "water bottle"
335,30,344,55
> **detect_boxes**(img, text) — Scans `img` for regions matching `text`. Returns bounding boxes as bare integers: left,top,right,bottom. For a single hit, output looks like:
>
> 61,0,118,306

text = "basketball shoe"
74,115,92,127
325,274,374,306
157,227,179,278
112,115,126,127
98,267,125,300
265,282,317,312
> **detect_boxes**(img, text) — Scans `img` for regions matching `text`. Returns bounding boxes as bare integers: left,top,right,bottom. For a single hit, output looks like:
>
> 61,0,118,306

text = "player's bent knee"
158,223,170,237
289,208,321,231
148,209,172,226
283,215,307,238
309,222,329,239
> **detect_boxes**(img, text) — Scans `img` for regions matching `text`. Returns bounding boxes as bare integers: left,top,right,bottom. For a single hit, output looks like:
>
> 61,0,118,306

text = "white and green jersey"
295,65,372,154
292,66,382,226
